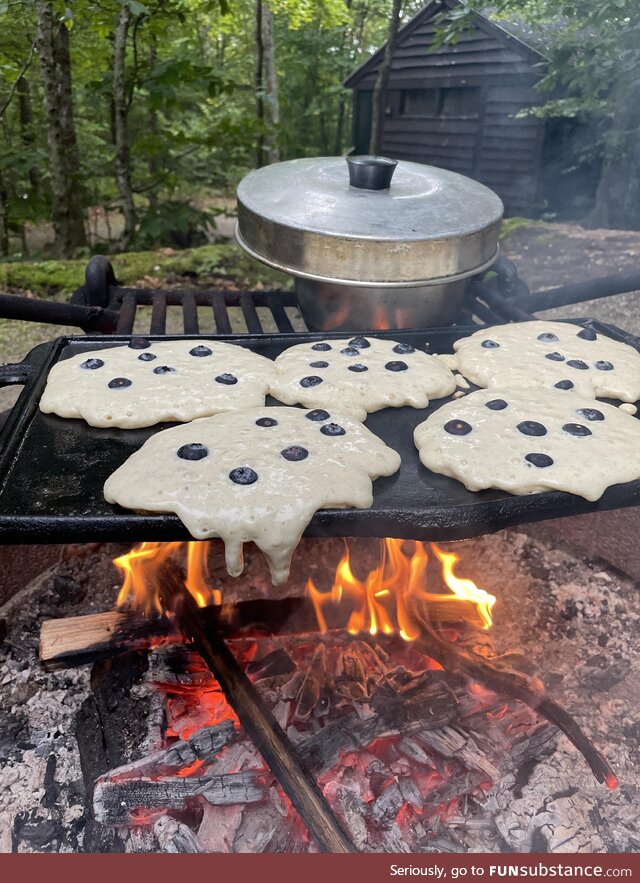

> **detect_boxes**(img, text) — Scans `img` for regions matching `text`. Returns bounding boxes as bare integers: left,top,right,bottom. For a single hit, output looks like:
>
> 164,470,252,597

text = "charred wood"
94,770,267,825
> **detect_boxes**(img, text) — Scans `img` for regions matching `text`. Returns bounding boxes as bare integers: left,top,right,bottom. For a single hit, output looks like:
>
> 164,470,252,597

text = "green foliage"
135,200,216,248
0,0,449,257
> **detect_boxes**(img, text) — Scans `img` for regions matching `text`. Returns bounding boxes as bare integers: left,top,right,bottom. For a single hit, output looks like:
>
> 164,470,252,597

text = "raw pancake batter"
451,321,640,402
104,406,401,584
40,338,276,428
270,335,456,420
414,387,640,501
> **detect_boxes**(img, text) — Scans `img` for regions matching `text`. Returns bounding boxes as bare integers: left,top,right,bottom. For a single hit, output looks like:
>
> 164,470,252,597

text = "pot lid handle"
346,155,398,191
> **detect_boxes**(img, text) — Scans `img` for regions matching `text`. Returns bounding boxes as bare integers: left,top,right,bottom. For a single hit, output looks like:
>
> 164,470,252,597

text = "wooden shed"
344,0,595,217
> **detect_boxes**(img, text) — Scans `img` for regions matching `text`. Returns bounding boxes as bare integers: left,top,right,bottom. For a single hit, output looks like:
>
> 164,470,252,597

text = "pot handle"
346,155,398,191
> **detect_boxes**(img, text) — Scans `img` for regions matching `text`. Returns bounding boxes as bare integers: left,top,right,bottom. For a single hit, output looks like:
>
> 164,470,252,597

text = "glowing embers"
306,539,496,642
114,541,221,615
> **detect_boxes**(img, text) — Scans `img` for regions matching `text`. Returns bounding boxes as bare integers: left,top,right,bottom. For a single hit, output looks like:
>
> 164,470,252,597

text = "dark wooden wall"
347,7,546,216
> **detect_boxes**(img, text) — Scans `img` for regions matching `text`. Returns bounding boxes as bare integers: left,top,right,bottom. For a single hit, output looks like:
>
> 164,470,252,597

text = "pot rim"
235,224,500,288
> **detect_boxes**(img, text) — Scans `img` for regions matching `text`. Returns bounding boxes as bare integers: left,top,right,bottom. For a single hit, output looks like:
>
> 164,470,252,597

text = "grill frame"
1,320,640,545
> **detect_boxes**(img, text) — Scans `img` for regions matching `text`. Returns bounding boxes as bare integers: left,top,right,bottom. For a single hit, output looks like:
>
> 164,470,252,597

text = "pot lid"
235,156,504,287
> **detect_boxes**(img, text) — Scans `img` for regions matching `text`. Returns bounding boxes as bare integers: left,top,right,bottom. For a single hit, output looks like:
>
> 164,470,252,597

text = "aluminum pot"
236,155,503,331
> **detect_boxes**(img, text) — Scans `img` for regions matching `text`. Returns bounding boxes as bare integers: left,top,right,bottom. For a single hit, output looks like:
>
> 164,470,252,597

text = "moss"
0,243,290,298
500,217,550,242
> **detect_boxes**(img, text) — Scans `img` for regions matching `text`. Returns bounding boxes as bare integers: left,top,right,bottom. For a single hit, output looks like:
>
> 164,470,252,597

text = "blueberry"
348,363,368,372
537,332,559,343
138,352,157,362
108,377,132,389
525,453,554,468
153,365,176,375
320,423,346,436
554,380,574,390
281,446,309,461
128,337,150,349
545,352,565,362
215,373,238,385
306,409,330,421
595,360,613,371
392,343,415,355
190,345,212,357
311,343,331,352
300,376,323,388
577,328,597,341
256,417,278,427
229,467,258,485
567,359,589,370
81,358,104,370
349,337,371,349
340,347,360,356
486,398,508,410
577,407,604,422
517,421,547,437
444,420,472,436
309,361,329,369
562,423,592,437
481,340,499,349
177,443,208,461
385,361,408,372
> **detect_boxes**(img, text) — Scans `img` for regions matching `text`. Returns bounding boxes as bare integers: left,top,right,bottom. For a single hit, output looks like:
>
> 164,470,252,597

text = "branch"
0,41,36,121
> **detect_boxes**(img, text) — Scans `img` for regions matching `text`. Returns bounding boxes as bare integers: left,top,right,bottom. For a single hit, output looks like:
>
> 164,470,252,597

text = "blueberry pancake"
104,406,401,584
269,336,456,420
451,321,640,402
414,387,640,501
40,339,276,428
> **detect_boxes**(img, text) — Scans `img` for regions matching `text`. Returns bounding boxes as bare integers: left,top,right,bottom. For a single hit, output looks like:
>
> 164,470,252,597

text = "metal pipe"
512,270,640,313
0,292,119,332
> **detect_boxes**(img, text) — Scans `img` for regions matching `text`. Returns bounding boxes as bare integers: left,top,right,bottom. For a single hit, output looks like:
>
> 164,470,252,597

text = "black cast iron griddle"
0,320,639,544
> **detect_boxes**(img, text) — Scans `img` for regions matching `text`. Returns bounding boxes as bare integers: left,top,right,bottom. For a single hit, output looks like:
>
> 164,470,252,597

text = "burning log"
94,770,267,825
156,561,356,854
39,596,484,672
409,622,618,788
91,720,237,781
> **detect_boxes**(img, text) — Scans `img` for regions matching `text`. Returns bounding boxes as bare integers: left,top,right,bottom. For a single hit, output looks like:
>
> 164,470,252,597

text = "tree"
113,1,137,249
368,0,401,155
34,0,87,256
255,0,280,166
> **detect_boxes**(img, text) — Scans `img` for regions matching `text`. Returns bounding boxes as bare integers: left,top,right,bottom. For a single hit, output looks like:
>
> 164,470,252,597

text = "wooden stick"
40,595,483,671
409,618,618,789
157,562,355,854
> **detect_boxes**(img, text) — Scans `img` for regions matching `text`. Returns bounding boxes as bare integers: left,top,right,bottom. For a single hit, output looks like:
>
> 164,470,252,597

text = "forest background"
1,0,639,263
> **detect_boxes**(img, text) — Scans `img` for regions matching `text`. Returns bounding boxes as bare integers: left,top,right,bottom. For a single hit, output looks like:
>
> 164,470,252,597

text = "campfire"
37,538,616,853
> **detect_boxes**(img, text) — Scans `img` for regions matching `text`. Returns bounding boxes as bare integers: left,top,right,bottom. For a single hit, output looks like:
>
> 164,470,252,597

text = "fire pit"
1,535,637,853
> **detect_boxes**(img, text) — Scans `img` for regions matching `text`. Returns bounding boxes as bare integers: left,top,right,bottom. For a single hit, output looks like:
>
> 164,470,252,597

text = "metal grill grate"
107,287,300,335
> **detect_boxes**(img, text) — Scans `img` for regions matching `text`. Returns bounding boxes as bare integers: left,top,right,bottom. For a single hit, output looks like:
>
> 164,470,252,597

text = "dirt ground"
504,222,640,335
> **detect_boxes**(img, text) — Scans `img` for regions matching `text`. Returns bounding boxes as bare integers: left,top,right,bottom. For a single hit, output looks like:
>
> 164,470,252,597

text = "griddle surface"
1,323,639,543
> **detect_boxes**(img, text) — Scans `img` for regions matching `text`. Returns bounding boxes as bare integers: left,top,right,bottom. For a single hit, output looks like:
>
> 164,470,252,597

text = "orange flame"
114,541,221,614
307,540,495,641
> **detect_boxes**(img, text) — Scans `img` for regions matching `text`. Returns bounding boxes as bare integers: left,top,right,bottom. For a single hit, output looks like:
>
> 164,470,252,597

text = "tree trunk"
369,0,402,156
17,74,41,199
255,0,265,167
113,3,136,250
584,88,640,231
35,0,87,257
260,1,280,165
0,175,9,257
147,34,159,207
